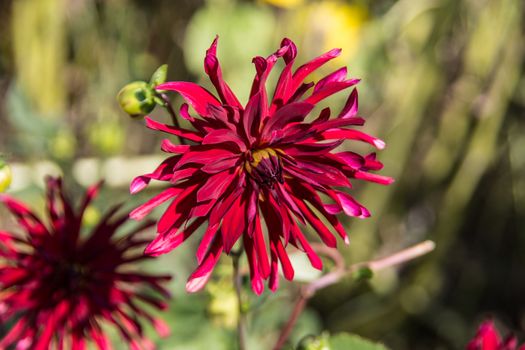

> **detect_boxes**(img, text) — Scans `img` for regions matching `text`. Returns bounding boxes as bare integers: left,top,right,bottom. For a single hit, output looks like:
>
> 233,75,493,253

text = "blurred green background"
0,0,524,348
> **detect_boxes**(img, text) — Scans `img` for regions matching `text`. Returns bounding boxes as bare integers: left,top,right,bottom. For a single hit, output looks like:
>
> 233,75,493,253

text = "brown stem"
272,240,436,350
232,251,247,350
159,93,186,145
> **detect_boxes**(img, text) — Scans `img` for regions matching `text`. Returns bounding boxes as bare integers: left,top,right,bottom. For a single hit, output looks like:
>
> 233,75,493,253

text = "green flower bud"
117,81,156,118
0,160,12,193
149,64,168,87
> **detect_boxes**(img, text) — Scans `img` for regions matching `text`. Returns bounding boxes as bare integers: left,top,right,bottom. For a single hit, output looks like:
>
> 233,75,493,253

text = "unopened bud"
0,160,12,193
117,81,156,118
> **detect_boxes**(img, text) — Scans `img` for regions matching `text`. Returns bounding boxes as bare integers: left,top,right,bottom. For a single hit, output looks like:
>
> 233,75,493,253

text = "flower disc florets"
0,177,171,349
130,37,393,294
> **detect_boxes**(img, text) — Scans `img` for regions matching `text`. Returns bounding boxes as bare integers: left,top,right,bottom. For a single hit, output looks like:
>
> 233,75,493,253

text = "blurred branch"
273,240,436,350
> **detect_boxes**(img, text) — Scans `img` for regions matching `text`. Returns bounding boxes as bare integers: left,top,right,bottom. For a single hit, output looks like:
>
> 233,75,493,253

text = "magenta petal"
161,140,190,154
129,188,181,220
130,176,150,194
186,236,223,292
155,82,221,117
145,117,203,142
320,129,386,149
338,88,358,119
291,47,341,92
354,170,395,185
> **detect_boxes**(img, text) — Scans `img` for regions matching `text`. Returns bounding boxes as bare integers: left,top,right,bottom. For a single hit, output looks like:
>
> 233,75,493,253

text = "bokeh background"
0,0,524,349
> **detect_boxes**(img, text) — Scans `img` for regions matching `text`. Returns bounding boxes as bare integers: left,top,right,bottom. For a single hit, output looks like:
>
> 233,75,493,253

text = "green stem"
232,251,247,350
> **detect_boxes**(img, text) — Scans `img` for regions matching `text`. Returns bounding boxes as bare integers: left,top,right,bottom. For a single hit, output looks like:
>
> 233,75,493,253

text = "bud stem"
160,93,186,145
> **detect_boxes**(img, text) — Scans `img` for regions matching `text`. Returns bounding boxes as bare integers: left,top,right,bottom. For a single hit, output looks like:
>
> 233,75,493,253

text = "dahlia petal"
197,171,236,202
196,224,219,264
204,37,242,108
0,195,48,235
338,88,358,119
129,188,182,221
152,318,170,337
313,67,348,93
292,198,337,248
262,102,314,138
155,82,221,117
244,237,264,295
364,153,384,170
186,236,223,292
179,103,195,122
305,79,360,105
292,225,323,270
320,129,386,149
334,191,370,218
170,167,199,184
354,170,395,185
221,195,246,253
175,148,237,168
160,139,190,154
254,214,270,278
334,151,365,169
0,318,27,348
145,117,203,142
291,47,341,92
202,129,247,152
201,157,240,174
268,241,280,292
157,184,198,234
243,92,264,144
276,240,294,280
145,217,205,256
130,176,150,194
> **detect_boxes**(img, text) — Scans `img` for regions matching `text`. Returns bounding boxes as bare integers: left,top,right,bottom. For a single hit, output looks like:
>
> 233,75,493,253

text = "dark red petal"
338,88,358,119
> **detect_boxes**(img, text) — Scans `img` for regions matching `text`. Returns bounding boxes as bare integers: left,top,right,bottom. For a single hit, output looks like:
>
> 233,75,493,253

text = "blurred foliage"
0,0,524,349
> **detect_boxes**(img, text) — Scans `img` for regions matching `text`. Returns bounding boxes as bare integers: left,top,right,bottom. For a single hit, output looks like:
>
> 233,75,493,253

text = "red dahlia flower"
0,177,170,350
130,37,393,294
467,320,525,350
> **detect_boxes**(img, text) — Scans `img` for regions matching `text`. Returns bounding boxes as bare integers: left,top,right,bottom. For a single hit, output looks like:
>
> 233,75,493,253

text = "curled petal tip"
374,139,386,149
185,275,209,293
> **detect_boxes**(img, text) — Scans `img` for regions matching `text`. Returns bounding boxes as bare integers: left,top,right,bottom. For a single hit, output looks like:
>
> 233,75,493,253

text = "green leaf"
150,64,168,87
329,333,390,350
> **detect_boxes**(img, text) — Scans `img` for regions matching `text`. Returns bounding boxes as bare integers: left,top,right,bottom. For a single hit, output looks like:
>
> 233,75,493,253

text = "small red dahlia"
467,320,525,350
130,37,393,294
0,177,170,350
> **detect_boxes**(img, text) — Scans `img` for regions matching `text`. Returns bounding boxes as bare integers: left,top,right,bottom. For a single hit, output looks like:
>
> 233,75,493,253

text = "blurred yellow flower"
0,161,12,193
262,0,304,9
294,1,368,61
